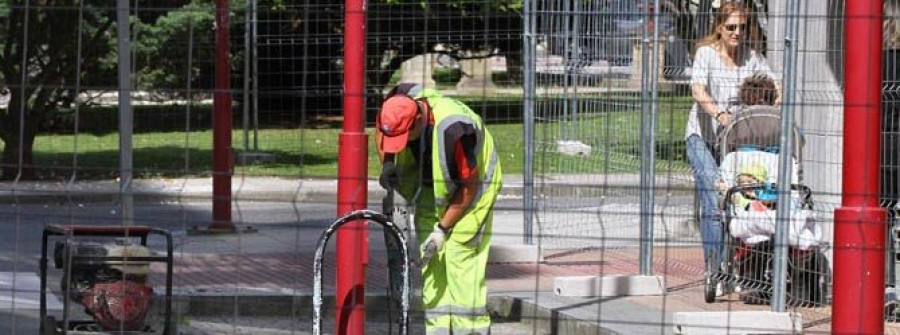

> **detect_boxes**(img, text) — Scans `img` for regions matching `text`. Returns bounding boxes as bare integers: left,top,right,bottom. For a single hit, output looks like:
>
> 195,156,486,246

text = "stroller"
703,105,829,306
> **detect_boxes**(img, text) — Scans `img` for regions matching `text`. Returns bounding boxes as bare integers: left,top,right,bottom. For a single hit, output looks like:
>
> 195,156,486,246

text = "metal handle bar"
312,209,411,335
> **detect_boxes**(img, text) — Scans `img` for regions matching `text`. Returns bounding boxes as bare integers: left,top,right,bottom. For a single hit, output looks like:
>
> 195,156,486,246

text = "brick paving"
147,246,705,291
146,246,900,333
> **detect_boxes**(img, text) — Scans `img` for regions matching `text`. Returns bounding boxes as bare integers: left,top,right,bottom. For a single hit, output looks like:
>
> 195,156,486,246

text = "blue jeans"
686,134,723,271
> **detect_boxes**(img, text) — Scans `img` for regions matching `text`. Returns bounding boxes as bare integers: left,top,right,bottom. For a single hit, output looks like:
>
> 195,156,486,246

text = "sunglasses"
723,23,748,33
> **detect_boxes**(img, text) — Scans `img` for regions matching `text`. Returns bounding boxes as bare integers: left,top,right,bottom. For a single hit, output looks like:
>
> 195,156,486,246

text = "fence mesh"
0,0,898,334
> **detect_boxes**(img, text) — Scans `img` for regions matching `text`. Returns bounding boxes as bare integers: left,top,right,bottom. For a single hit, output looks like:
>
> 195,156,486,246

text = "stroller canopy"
718,105,804,159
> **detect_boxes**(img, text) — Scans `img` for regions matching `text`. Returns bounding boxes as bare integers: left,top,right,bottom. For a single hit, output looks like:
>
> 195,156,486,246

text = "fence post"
522,0,536,245
211,0,234,231
638,0,659,275
770,0,800,313
833,0,887,333
242,0,252,156
116,0,133,227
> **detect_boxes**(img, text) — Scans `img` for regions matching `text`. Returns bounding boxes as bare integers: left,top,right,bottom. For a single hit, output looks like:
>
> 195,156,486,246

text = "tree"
132,1,217,96
0,1,117,179
254,0,524,122
0,0,524,179
0,0,217,179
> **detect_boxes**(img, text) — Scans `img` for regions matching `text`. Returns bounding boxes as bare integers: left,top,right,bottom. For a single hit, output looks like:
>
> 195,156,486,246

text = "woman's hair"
739,72,777,106
886,0,900,50
694,1,763,54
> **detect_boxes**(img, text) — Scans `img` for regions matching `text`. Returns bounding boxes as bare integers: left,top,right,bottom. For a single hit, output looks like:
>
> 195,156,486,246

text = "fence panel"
1,0,899,333
530,0,696,270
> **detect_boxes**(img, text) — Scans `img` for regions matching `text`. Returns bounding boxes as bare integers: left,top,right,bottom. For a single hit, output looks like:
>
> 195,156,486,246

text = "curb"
0,182,694,205
167,291,613,335
496,295,618,335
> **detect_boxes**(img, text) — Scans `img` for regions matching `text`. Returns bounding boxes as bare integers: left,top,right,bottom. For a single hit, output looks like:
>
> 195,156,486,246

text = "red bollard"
336,0,368,333
833,1,887,334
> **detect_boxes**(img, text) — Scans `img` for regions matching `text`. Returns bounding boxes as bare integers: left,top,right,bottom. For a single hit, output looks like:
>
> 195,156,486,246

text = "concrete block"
554,275,665,297
456,56,496,95
489,244,540,263
556,140,592,156
672,311,802,335
400,54,437,88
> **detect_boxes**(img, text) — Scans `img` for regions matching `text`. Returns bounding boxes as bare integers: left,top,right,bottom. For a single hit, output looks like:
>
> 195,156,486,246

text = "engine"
53,238,154,331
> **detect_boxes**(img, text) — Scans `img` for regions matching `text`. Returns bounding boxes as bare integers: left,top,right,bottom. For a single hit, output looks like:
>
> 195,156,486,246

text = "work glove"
419,225,449,265
379,161,400,190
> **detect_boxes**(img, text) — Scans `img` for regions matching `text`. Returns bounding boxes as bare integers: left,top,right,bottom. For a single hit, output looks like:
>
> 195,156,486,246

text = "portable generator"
40,225,173,335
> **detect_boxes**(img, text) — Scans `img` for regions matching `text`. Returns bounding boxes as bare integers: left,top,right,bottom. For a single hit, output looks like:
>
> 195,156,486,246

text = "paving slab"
672,311,801,335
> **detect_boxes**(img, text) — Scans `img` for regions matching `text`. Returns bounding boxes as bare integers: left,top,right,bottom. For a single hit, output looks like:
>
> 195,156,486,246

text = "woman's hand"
715,111,732,126
715,179,728,195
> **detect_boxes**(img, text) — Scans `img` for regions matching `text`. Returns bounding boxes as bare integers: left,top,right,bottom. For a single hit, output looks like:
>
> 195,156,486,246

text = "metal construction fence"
524,0,897,332
0,0,896,334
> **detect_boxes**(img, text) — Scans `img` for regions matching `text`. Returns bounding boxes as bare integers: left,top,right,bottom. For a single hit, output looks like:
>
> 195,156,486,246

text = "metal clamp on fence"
312,209,411,335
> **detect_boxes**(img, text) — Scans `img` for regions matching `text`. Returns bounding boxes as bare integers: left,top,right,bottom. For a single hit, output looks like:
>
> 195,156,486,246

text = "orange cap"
378,96,419,153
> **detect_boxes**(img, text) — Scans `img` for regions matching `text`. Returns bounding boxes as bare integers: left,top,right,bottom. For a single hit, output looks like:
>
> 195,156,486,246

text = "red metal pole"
211,0,234,231
336,0,368,333
833,1,887,333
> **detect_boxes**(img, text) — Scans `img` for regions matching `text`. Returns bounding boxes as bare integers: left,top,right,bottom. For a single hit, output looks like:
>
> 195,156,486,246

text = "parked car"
541,0,690,78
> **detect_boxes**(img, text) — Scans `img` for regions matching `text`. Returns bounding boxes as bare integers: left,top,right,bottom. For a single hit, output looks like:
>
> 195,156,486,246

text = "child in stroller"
704,73,828,306
730,163,777,212
721,158,824,305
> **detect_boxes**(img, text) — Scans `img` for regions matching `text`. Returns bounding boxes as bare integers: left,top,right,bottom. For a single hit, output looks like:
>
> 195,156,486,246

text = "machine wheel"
704,253,718,303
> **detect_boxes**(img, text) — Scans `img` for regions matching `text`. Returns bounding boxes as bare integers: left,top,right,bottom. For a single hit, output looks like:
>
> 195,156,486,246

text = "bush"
432,67,462,85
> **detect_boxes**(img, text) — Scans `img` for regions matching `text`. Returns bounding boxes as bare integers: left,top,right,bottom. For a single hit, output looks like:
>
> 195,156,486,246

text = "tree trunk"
0,86,40,180
0,130,36,180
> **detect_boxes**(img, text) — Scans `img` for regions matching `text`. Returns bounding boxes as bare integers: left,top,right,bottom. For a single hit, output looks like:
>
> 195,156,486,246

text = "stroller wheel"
787,251,829,307
704,253,718,303
704,275,717,303
886,300,900,322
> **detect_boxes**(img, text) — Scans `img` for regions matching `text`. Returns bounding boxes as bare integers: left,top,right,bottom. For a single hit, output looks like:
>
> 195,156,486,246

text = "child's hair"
739,72,777,106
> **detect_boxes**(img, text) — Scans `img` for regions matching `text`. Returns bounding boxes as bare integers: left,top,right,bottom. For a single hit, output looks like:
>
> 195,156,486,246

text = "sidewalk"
0,174,694,204
140,203,823,334
147,236,838,334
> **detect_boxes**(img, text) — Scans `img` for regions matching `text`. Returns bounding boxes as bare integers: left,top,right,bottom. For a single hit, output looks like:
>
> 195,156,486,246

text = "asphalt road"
0,199,339,334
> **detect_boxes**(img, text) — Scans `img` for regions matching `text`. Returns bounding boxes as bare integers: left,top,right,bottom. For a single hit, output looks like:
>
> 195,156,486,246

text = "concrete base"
187,224,258,235
672,311,802,335
489,244,540,263
456,57,496,95
554,275,665,297
400,54,438,88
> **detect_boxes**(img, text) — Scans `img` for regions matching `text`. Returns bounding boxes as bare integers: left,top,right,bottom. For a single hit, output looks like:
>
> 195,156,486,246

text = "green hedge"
45,104,215,135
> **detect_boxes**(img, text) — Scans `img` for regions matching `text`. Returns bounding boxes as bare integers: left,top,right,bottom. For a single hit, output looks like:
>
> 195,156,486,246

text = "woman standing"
686,1,775,291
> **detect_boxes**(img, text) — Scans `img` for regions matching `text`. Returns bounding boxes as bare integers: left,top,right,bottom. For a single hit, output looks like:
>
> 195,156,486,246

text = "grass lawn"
7,95,693,180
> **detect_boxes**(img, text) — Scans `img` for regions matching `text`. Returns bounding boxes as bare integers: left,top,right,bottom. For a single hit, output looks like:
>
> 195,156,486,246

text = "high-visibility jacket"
391,88,502,245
